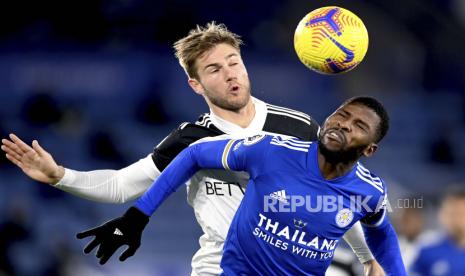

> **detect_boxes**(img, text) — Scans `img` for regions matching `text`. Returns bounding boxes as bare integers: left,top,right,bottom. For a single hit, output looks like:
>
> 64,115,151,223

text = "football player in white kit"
2,22,383,275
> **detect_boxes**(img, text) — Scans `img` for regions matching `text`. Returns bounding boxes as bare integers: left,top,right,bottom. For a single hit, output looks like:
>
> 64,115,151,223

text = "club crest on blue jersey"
335,208,354,228
243,134,266,146
293,218,308,229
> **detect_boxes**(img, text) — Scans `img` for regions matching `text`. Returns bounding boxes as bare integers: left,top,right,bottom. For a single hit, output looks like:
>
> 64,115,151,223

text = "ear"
188,78,204,95
362,143,378,157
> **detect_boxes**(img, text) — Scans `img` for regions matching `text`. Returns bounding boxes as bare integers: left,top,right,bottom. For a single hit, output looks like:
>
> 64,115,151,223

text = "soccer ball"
294,6,369,74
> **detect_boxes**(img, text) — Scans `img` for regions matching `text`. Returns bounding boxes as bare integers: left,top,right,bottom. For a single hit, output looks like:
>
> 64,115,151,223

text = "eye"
337,112,347,118
356,123,367,132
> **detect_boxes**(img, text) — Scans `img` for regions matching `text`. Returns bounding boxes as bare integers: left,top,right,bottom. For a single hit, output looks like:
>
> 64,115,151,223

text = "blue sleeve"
134,135,270,216
134,137,231,216
362,209,407,275
224,134,271,178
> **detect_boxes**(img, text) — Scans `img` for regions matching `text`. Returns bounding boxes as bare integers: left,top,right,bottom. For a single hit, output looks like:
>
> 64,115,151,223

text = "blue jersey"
135,134,406,275
219,135,387,275
410,236,465,276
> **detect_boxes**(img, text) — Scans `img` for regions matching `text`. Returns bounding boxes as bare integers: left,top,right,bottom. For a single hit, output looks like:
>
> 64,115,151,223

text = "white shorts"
191,235,224,276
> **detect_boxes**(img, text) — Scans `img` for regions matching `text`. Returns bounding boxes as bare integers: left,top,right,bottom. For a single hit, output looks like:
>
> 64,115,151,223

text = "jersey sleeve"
361,184,407,275
223,134,271,178
151,122,223,171
54,154,159,203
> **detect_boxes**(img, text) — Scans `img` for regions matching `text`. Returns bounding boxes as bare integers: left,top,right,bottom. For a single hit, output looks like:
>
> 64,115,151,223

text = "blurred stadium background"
0,0,464,275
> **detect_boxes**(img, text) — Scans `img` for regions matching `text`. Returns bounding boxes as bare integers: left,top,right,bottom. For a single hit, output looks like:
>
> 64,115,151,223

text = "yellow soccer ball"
294,6,369,74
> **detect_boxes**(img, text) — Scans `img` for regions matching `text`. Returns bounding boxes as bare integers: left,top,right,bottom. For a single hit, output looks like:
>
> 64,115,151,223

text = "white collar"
209,97,267,136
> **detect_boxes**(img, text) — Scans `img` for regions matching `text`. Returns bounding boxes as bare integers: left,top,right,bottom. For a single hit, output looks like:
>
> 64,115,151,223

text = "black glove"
76,207,149,265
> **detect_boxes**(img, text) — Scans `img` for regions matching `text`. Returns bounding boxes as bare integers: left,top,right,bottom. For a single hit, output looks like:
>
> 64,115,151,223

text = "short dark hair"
342,96,390,143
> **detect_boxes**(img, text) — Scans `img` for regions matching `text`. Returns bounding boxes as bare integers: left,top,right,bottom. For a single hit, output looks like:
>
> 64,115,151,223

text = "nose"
224,65,237,81
337,120,351,132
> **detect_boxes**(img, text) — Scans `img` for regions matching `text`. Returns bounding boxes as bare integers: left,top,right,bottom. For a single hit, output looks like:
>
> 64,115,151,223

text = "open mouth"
230,85,239,92
325,129,345,144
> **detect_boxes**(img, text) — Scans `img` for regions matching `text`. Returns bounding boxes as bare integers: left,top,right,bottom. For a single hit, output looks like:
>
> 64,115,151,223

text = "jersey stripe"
222,139,236,170
179,122,189,129
266,104,313,122
357,163,377,175
356,167,382,184
267,109,311,126
355,171,384,193
270,141,309,152
196,114,211,127
272,136,313,145
271,138,312,149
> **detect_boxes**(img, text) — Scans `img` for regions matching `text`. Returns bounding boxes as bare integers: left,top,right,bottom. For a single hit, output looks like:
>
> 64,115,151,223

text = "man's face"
188,43,251,112
439,197,465,240
318,103,380,163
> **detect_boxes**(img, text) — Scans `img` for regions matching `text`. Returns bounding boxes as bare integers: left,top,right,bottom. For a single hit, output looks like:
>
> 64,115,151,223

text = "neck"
209,98,256,128
317,148,358,180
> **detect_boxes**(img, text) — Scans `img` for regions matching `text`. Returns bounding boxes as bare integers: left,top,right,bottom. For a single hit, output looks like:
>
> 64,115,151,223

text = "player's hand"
363,259,385,276
76,207,149,265
1,133,64,185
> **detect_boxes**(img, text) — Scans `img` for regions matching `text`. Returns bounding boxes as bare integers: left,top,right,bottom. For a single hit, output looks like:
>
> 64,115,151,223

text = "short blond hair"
173,22,243,79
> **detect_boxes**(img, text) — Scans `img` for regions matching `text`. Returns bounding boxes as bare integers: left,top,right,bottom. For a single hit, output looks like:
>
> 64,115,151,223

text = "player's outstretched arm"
77,136,236,264
1,133,158,203
1,133,65,184
2,124,221,203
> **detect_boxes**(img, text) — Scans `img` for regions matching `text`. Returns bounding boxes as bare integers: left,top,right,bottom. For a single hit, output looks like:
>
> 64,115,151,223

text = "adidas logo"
270,189,288,203
113,228,123,236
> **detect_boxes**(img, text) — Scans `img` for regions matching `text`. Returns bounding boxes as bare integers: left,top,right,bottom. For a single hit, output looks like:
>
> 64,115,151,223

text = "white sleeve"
342,221,374,264
53,154,161,203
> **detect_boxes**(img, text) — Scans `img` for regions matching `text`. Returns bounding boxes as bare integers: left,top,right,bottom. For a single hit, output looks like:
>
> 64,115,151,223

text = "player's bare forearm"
363,259,385,276
1,133,65,185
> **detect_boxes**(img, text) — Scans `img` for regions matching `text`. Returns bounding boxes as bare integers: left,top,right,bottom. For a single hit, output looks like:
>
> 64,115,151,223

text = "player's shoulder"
227,134,313,153
267,135,314,153
191,134,235,146
194,113,213,128
174,114,224,135
354,162,386,195
192,133,272,149
265,103,314,122
263,103,320,140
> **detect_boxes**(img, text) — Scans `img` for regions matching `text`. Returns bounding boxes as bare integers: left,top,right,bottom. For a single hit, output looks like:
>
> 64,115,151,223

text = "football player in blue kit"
77,96,406,275
410,187,465,276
